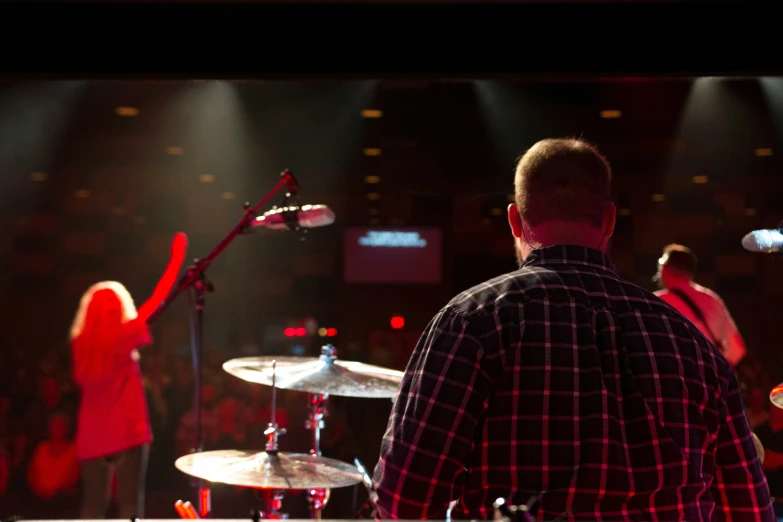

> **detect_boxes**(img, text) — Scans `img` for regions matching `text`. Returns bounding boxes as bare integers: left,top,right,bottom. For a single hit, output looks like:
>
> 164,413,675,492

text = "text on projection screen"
344,227,442,283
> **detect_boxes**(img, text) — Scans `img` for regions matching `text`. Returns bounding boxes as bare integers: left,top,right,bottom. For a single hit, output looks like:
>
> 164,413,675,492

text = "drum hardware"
306,393,327,457
305,391,329,519
493,496,570,522
212,346,402,519
261,361,288,519
176,357,362,520
493,498,533,522
305,347,333,519
353,458,378,518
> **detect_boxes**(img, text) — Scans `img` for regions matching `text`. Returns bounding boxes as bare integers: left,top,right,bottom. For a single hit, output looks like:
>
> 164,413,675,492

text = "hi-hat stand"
305,346,335,520
256,360,289,519
146,170,300,517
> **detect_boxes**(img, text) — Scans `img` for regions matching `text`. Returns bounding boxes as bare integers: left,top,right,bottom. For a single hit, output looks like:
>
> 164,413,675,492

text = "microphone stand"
146,170,300,517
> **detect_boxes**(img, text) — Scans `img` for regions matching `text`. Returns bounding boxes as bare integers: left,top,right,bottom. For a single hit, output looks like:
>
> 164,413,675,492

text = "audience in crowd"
10,335,776,516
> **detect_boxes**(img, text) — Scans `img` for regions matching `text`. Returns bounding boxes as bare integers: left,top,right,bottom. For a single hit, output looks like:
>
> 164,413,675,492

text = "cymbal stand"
305,346,335,519
259,360,288,519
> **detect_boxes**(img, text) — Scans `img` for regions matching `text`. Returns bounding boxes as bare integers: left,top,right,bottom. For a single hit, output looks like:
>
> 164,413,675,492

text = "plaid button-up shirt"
373,245,772,521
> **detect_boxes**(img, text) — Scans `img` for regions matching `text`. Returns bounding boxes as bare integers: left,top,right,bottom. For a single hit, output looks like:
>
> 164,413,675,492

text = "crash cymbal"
753,433,765,464
223,355,403,398
175,450,362,490
770,382,783,409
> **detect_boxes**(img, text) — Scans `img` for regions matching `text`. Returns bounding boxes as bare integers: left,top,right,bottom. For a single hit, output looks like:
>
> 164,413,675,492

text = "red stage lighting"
390,316,405,329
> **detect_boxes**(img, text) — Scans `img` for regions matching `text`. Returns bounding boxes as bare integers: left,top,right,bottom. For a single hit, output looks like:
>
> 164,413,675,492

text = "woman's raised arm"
137,232,189,323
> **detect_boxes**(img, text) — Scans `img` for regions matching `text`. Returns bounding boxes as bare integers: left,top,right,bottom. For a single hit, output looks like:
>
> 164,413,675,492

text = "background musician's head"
656,243,698,290
508,138,616,266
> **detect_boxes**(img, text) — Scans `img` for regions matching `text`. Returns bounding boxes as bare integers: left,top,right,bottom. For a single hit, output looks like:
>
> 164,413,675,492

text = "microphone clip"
279,170,306,235
281,169,301,198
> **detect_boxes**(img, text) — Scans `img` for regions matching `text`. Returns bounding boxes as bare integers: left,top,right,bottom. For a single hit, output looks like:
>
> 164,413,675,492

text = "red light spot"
326,328,338,337
295,327,306,336
284,327,296,337
390,316,405,329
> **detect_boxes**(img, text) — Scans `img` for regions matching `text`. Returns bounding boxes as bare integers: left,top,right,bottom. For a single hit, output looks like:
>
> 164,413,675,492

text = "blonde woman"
70,232,187,518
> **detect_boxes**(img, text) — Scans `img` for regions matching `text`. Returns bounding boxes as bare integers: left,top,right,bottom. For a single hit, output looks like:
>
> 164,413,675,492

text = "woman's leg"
80,456,112,518
115,444,149,518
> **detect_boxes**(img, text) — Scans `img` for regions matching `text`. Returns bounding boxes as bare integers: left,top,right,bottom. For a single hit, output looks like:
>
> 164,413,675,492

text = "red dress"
73,319,153,461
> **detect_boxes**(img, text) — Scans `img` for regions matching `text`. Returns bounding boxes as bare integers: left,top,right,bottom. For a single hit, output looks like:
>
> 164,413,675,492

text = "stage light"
295,327,306,336
284,327,296,337
318,327,328,337
390,316,405,329
326,328,338,337
361,109,383,118
115,106,139,117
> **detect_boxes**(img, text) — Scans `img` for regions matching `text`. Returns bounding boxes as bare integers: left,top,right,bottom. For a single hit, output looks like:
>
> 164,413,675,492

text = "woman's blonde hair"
70,281,138,383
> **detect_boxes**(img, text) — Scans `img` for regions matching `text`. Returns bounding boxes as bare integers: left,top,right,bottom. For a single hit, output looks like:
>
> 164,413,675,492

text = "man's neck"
666,279,692,291
529,221,608,252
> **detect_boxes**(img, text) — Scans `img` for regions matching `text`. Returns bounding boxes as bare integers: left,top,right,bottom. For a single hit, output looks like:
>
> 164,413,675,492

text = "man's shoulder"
444,270,525,318
446,266,689,322
689,282,724,303
444,264,618,317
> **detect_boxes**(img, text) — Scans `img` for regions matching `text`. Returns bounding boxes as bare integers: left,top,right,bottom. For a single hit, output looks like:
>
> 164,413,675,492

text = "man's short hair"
661,243,698,276
514,138,612,228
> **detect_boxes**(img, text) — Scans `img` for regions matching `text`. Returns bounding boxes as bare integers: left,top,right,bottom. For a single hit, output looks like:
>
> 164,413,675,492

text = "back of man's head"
661,243,698,278
514,138,612,229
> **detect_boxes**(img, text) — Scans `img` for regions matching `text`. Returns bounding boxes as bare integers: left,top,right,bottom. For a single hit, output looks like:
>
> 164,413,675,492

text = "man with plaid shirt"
372,139,772,520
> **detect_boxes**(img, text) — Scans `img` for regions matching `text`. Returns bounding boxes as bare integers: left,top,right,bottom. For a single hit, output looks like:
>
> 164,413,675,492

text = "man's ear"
604,202,616,239
508,203,523,239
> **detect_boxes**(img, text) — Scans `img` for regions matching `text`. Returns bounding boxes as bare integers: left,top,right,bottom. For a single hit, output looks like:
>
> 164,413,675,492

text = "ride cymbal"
223,355,403,398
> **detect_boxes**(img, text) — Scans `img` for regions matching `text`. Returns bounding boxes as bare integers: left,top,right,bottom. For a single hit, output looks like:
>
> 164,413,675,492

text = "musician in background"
653,244,747,367
70,233,187,518
372,139,771,520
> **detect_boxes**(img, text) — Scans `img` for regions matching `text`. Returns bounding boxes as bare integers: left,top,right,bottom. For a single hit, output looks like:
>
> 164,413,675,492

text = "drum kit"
174,344,403,519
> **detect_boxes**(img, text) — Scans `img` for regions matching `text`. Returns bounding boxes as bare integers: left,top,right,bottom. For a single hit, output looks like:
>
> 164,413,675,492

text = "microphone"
248,204,335,231
742,229,783,253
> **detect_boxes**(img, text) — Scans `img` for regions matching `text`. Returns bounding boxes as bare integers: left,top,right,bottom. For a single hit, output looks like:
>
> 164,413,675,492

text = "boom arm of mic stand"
141,170,294,518
146,171,294,325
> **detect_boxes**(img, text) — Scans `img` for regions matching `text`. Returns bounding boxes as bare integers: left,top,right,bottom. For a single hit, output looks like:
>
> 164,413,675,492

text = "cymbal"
223,356,403,398
175,450,363,490
770,382,783,409
753,432,765,464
